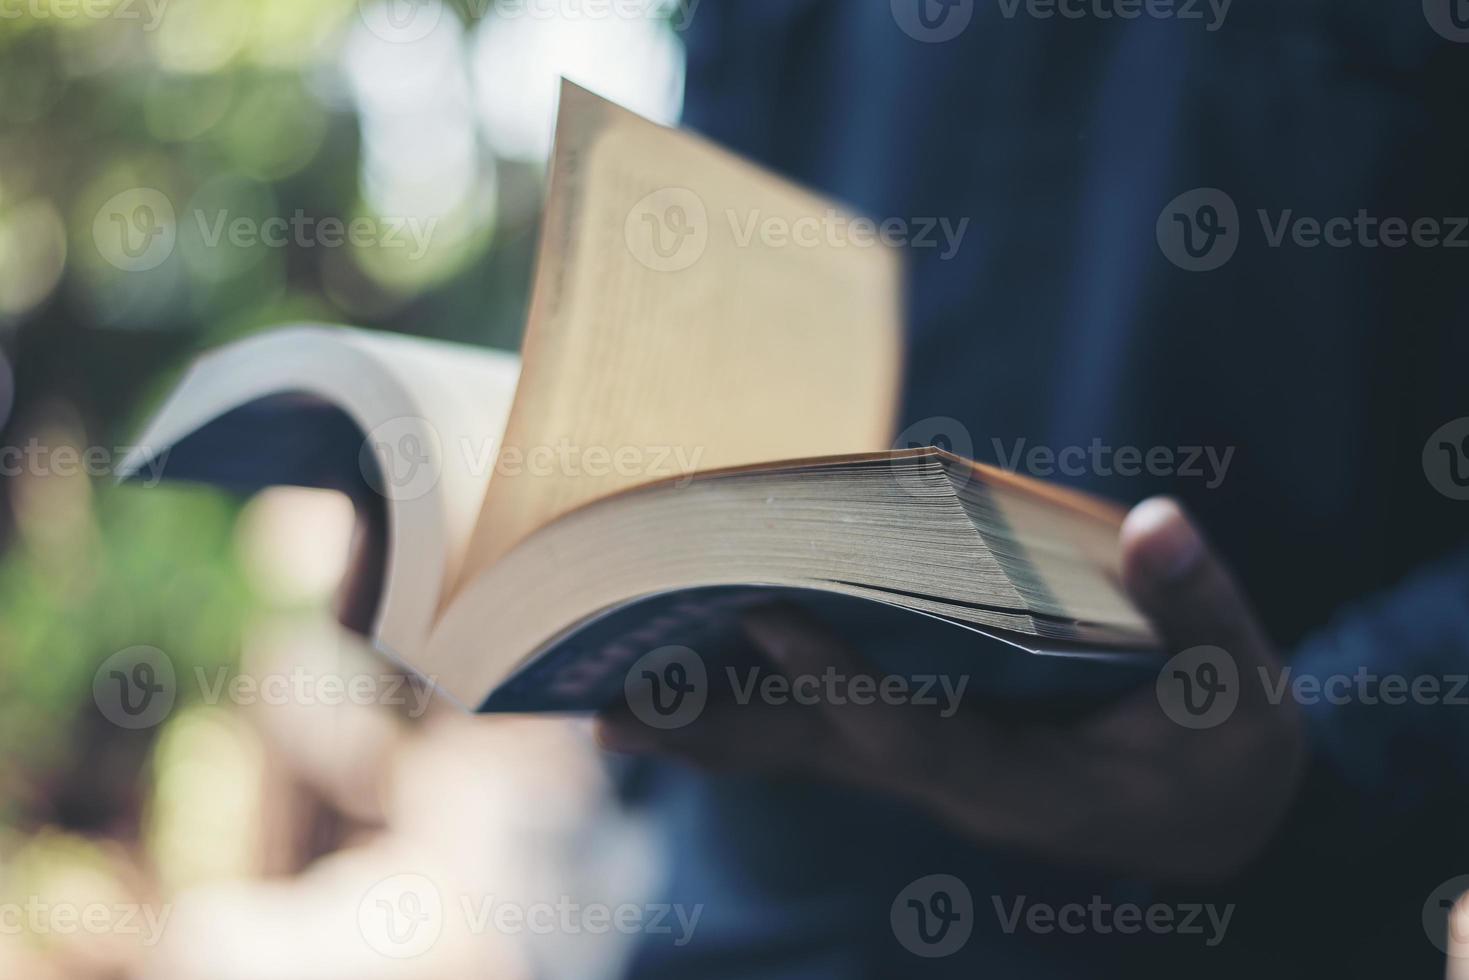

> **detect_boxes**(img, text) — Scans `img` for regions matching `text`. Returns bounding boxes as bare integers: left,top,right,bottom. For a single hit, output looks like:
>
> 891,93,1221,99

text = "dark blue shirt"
621,3,1469,975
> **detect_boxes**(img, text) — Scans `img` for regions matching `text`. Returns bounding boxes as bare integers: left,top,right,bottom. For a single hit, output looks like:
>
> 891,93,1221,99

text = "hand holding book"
123,77,1306,883
598,498,1305,882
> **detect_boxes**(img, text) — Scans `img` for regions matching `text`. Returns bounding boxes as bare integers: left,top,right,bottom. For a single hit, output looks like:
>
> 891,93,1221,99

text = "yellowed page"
456,81,903,584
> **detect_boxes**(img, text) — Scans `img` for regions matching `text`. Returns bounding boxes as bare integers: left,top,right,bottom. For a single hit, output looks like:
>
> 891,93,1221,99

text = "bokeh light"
470,0,685,161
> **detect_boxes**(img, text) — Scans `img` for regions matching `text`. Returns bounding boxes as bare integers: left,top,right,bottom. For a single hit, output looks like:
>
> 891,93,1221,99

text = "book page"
120,326,520,660
457,81,904,584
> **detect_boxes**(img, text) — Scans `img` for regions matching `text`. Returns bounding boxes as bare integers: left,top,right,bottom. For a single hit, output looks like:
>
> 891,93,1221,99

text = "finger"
1449,892,1469,975
742,605,1000,791
740,605,874,692
1120,497,1273,663
596,697,843,777
592,611,863,779
598,604,986,795
742,605,910,757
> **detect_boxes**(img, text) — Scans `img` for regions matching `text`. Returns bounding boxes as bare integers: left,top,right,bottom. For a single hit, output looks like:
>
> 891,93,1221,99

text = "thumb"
1448,892,1469,975
1120,497,1273,664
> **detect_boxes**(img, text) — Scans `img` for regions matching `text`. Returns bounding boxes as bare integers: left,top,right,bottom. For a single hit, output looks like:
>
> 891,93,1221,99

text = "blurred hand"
597,497,1305,881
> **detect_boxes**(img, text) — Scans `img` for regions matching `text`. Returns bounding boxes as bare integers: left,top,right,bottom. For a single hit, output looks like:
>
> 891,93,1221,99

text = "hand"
596,497,1306,881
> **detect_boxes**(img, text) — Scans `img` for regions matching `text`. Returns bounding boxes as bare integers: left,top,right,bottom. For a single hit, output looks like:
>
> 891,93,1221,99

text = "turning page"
456,81,906,583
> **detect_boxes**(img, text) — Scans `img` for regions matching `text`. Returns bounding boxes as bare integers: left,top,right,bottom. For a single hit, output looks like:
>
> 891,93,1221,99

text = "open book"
121,82,1158,713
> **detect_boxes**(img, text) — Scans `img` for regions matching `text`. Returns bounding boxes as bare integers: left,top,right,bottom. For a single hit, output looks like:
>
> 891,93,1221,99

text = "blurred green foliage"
0,0,549,830
0,482,252,828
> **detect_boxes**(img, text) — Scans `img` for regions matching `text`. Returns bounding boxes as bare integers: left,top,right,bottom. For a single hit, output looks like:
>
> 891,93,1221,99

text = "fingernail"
1126,497,1204,584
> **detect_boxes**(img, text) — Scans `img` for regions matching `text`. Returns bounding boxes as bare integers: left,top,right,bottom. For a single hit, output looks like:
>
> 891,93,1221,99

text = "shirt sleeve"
1270,546,1469,855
